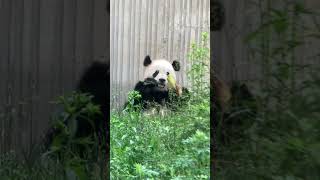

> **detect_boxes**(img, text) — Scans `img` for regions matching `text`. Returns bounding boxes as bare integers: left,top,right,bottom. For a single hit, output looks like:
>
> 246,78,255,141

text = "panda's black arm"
134,81,145,92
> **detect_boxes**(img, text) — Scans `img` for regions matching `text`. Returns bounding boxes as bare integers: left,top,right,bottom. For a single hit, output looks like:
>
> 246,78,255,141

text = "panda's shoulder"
134,81,145,91
77,61,109,90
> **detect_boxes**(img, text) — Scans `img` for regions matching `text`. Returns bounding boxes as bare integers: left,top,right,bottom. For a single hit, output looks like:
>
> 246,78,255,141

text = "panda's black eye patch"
167,72,169,75
153,70,159,78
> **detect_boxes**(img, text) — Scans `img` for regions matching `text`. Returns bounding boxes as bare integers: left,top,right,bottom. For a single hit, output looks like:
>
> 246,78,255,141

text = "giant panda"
43,61,109,157
212,75,257,145
128,55,189,113
211,0,225,31
76,61,109,150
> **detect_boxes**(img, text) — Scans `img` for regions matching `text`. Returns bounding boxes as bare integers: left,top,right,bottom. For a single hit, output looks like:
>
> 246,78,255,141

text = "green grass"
110,95,210,179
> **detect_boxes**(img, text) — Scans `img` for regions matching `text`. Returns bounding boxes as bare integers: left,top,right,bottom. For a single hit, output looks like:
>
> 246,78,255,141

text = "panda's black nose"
159,78,166,83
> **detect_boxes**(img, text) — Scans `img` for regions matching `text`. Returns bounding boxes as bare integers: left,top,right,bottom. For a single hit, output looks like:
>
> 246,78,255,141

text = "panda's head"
143,55,180,89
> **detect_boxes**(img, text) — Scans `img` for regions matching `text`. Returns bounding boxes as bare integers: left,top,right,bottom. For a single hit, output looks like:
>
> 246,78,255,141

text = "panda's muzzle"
159,78,166,84
158,78,166,88
158,84,165,88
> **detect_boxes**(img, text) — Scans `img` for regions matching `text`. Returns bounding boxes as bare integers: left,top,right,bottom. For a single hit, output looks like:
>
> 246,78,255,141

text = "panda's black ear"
144,55,152,66
172,61,180,71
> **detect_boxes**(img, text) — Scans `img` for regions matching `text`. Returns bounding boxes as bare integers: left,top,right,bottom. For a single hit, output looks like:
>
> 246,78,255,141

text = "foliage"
188,32,210,98
0,92,107,180
110,32,210,179
46,92,102,158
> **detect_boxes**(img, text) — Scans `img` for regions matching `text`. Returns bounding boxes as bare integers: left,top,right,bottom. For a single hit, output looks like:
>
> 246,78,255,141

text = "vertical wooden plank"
148,0,153,57
43,0,63,134
106,0,110,111
56,0,64,95
0,0,11,153
119,0,125,107
136,0,142,84
130,0,136,91
127,0,133,87
93,0,108,61
111,0,120,108
183,0,192,86
169,0,175,61
178,0,185,84
30,0,41,150
75,0,94,73
122,0,129,89
186,0,193,88
159,0,167,58
21,0,34,154
48,0,59,115
144,0,149,55
110,0,115,106
10,0,24,153
138,0,145,80
153,0,159,57
5,0,13,151
165,0,170,58
38,0,58,145
61,0,77,94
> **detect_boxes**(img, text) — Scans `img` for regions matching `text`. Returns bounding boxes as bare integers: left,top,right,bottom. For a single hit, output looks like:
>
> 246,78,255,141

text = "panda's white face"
143,59,176,87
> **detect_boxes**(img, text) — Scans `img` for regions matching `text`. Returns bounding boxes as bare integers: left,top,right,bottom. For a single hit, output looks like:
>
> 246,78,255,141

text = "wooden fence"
0,0,109,154
110,0,210,109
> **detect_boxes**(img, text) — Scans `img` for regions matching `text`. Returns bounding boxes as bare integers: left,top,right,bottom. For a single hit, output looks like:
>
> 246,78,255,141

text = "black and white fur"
131,55,185,113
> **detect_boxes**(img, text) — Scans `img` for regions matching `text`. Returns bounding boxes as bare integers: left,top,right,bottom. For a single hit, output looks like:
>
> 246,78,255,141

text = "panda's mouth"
157,83,166,88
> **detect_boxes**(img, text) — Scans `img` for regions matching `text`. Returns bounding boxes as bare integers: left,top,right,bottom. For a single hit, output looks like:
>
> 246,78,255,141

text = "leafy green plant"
0,92,108,179
188,32,210,98
123,90,142,113
44,92,107,179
